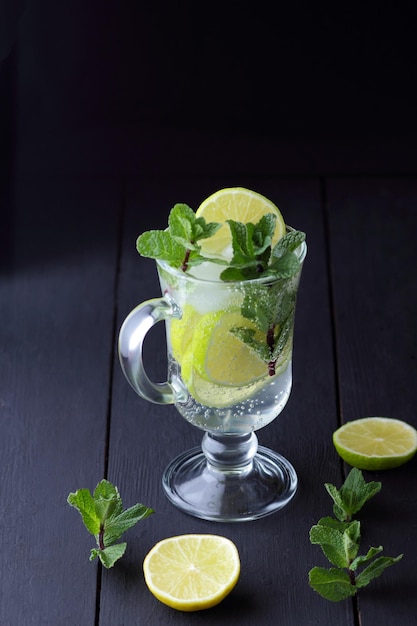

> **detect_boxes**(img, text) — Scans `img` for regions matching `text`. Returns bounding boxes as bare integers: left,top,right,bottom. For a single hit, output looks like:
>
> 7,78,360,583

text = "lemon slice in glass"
143,534,240,612
333,417,417,470
181,358,269,409
178,310,268,409
178,308,292,408
196,187,286,256
170,304,199,364
190,309,267,386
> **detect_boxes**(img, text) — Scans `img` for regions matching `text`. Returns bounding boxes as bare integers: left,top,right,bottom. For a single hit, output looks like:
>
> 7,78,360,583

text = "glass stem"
201,432,258,473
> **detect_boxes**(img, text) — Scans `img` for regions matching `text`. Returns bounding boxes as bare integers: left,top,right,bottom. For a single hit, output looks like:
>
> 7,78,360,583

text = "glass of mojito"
118,188,306,521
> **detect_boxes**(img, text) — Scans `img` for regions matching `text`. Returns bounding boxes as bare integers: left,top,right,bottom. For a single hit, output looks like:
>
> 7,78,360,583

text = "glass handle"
118,296,180,405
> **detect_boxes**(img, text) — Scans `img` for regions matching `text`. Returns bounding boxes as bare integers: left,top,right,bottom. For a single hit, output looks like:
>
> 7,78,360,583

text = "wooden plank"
0,178,120,624
100,177,353,625
327,177,417,625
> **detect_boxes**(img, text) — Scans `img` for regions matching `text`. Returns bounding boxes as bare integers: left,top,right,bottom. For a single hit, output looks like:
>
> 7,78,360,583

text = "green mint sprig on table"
67,479,154,568
136,203,222,272
309,468,403,602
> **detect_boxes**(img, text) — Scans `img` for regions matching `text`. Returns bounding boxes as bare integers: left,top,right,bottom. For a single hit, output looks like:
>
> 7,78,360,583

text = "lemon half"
143,534,240,612
196,187,285,256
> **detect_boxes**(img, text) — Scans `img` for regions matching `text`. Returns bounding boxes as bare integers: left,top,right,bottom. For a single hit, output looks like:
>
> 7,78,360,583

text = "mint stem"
268,360,277,376
181,248,191,272
267,324,276,376
98,524,105,550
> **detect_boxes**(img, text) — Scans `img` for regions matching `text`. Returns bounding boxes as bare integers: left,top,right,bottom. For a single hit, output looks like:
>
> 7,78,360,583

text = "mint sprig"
223,218,305,375
67,479,154,568
219,215,305,281
230,283,296,375
309,468,403,601
136,203,221,272
324,465,382,522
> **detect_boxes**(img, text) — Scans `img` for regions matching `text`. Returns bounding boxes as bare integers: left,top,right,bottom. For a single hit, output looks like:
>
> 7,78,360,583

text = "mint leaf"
252,213,276,251
314,516,351,532
309,470,403,602
266,230,306,279
323,482,346,522
67,489,100,536
219,266,254,281
325,468,381,521
104,503,154,546
137,230,185,266
244,283,296,333
355,554,403,588
272,229,306,259
230,214,276,257
168,203,196,247
310,518,360,568
168,203,220,245
268,251,301,278
136,203,221,272
68,479,154,568
339,467,381,518
221,214,288,281
227,219,256,261
93,479,123,522
229,327,271,362
93,479,120,500
350,546,383,571
309,567,356,602
343,521,361,562
90,543,127,568
270,315,292,361
310,523,351,569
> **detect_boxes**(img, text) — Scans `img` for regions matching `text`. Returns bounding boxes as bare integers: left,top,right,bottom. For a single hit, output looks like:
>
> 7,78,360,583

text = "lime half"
333,417,417,470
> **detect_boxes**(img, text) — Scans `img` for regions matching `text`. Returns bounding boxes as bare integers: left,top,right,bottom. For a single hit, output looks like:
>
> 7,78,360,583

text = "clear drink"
168,352,292,433
157,242,305,434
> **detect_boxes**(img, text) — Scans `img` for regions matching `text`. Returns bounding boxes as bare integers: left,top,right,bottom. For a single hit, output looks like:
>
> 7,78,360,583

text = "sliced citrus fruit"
143,534,240,612
189,309,267,386
169,304,199,363
195,187,286,256
179,369,269,409
333,417,417,470
178,308,293,407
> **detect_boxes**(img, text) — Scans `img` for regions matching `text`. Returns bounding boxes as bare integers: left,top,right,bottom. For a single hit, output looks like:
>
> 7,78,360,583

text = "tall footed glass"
119,236,306,522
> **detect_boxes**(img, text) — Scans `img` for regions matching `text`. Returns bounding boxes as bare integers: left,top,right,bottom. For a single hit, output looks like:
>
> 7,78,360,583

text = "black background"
2,1,417,173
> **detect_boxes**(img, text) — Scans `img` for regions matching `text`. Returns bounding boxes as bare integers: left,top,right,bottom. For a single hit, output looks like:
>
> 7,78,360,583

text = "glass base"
162,435,297,522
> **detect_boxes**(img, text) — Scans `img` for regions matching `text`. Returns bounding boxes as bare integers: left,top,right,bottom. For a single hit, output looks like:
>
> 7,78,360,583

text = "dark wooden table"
1,159,417,624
